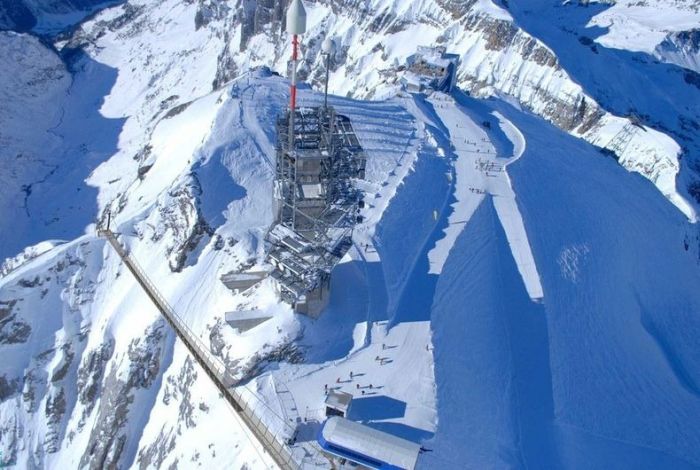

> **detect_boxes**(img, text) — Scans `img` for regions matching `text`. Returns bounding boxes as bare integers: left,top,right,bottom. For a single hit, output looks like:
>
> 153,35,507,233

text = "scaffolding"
220,105,365,319
605,122,638,160
274,107,365,235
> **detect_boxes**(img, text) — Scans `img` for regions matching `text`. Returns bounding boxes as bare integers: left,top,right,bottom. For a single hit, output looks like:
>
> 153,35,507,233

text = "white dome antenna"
286,0,307,35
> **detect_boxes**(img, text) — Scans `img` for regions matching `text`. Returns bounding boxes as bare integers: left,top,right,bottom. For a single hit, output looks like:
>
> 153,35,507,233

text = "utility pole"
321,36,335,110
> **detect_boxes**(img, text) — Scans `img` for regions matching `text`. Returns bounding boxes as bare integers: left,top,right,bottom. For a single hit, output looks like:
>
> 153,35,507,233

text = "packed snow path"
427,92,543,300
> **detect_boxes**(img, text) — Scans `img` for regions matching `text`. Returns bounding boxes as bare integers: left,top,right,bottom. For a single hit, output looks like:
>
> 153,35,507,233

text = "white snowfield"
587,0,700,71
2,0,700,468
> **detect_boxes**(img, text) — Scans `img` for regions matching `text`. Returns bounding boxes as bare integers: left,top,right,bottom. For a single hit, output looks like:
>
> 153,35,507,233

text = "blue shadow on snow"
348,395,407,421
1,49,125,261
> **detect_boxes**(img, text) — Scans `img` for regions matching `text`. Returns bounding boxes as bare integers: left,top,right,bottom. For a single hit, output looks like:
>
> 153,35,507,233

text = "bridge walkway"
98,228,329,470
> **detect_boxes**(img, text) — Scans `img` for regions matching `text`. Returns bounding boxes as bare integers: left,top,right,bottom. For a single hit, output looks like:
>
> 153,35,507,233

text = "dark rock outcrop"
79,323,165,469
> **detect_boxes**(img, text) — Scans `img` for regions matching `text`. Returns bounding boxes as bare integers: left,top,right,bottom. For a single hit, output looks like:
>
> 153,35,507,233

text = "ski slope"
425,92,543,300
421,96,700,469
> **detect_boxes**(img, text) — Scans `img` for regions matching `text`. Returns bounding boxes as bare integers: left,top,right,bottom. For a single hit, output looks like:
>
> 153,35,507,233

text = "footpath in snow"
427,92,543,300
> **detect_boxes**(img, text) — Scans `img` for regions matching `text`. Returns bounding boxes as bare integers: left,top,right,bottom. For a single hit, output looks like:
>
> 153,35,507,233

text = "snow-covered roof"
409,46,458,70
320,416,421,470
221,271,268,282
421,55,452,68
402,72,423,86
325,390,353,412
225,310,271,322
417,45,446,55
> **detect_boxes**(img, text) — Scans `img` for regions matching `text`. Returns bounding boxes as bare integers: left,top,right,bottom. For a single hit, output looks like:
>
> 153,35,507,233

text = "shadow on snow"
1,50,125,261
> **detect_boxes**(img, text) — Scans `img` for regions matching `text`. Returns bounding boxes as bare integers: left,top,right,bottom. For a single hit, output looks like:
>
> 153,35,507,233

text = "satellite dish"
322,37,335,54
286,0,307,35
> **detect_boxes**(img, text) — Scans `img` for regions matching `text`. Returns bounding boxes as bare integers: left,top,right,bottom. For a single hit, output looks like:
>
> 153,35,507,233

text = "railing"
98,229,306,470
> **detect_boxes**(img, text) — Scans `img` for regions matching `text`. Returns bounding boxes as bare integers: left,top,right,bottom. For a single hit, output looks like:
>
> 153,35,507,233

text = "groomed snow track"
98,228,306,470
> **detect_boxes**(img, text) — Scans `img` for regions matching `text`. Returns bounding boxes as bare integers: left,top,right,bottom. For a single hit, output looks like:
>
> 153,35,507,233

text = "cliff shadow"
1,49,124,261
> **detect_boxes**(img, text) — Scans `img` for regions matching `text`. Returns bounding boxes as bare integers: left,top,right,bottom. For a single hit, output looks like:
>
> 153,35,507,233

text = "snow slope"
586,0,700,72
500,99,700,469
0,70,440,468
0,31,125,263
506,0,700,220
426,92,543,300
418,94,700,469
0,0,121,33
2,0,700,469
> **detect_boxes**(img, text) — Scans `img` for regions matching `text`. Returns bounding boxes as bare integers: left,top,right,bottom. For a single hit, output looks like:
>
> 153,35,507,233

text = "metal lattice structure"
266,106,366,316
605,122,638,159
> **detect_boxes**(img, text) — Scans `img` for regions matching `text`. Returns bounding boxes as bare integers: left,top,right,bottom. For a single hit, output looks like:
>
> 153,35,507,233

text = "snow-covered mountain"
2,0,700,469
585,0,700,72
0,0,121,33
226,0,700,219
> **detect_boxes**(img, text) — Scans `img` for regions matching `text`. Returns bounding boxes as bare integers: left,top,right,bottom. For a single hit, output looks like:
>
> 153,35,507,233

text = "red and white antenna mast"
286,0,307,149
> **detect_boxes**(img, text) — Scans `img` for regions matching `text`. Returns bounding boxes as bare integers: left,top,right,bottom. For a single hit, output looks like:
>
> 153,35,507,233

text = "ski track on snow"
427,93,543,301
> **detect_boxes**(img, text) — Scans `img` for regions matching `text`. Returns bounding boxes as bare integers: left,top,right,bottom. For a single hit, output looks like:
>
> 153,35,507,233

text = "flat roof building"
318,416,422,470
402,46,460,93
325,390,353,418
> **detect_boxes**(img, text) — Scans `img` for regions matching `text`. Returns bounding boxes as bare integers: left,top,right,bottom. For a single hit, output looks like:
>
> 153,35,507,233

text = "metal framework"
267,105,366,316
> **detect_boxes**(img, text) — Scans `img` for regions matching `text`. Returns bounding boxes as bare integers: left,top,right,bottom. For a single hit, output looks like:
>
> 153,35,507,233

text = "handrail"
98,229,303,470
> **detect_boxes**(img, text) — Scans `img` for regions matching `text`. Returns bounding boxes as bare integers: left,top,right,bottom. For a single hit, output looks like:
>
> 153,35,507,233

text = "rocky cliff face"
78,323,166,469
0,240,103,467
656,29,700,74
32,0,695,219
222,0,696,219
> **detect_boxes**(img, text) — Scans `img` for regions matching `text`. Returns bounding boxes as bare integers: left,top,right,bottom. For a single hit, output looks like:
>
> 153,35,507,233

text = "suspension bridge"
98,228,330,470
